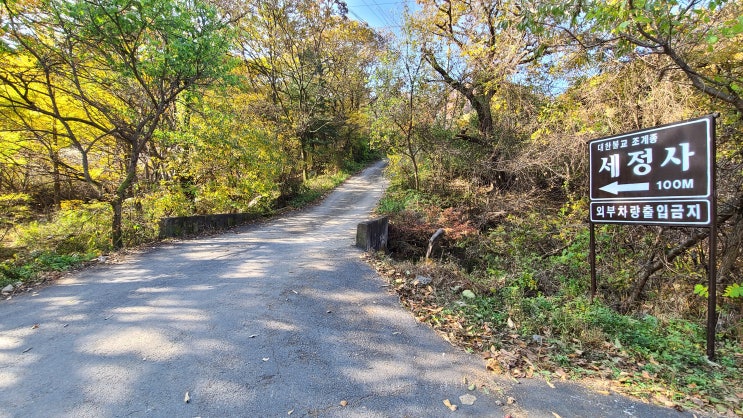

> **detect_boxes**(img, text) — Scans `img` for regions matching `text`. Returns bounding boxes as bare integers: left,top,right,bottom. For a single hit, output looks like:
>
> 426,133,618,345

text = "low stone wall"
356,216,388,252
159,213,261,239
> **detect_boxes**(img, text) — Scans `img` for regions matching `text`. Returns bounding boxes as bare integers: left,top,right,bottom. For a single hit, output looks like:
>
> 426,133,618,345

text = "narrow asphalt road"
0,161,696,417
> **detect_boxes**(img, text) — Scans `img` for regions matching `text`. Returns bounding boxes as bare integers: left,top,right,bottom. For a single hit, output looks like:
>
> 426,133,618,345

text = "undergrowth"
0,252,97,288
1,163,372,292
371,186,743,416
287,170,353,208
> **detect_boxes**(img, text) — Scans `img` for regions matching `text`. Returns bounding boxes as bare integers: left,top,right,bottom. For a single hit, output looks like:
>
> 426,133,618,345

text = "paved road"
0,161,695,417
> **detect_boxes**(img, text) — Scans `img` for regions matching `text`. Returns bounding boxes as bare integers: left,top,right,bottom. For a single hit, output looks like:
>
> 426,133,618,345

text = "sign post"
588,114,717,359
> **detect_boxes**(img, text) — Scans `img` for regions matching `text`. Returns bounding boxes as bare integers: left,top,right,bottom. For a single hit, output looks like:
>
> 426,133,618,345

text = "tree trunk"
299,133,314,181
621,227,664,313
51,122,61,210
52,158,61,211
111,198,123,250
300,146,309,181
405,91,420,190
423,51,516,189
472,94,494,142
110,152,139,250
424,51,495,142
718,210,743,285
410,154,420,190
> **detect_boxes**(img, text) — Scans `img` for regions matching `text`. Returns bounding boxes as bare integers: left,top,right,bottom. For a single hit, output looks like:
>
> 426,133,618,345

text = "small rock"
459,394,477,405
339,400,348,407
532,335,545,344
2,284,14,294
413,275,432,286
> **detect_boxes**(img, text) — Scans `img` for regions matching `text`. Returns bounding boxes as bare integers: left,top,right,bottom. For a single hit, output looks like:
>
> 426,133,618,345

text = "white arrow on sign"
599,181,650,195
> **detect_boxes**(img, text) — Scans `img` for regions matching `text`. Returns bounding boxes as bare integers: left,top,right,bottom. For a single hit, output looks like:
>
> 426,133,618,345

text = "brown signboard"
589,115,714,226
587,114,719,360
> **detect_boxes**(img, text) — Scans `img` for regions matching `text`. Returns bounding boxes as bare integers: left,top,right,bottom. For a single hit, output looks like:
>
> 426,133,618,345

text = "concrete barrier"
159,213,261,239
356,216,388,252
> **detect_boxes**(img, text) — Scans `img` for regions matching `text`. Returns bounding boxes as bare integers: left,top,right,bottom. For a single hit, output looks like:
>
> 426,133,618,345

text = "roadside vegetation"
0,0,381,289
370,185,742,415
0,166,366,289
1,0,741,414
366,0,743,415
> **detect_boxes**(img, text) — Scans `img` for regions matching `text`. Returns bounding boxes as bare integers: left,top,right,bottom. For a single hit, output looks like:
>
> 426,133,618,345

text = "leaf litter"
365,254,743,416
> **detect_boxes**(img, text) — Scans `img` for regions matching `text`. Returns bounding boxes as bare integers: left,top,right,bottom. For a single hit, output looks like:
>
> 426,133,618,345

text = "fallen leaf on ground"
485,358,502,374
652,393,676,407
340,400,348,407
553,368,568,380
443,399,457,411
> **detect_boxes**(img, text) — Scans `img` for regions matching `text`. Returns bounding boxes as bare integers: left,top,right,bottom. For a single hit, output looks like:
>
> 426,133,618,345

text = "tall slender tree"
410,0,562,187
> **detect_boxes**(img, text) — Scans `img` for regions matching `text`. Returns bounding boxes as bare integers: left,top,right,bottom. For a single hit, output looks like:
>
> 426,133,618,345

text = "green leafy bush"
287,170,351,208
0,193,32,228
376,187,430,214
16,200,111,255
0,251,96,287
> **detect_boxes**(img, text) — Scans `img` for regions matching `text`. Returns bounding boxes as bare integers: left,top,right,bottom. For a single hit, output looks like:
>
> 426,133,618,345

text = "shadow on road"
0,161,692,417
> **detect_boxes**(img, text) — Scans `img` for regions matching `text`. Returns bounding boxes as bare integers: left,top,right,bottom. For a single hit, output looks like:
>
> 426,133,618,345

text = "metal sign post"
589,222,596,302
707,117,718,360
587,114,717,359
